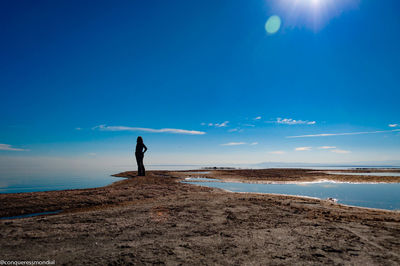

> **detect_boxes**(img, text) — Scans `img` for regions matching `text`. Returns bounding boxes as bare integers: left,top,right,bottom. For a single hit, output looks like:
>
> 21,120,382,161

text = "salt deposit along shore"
0,169,399,265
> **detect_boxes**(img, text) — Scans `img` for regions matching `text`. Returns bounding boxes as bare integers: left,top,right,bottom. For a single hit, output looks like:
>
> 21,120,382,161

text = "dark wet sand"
0,169,399,265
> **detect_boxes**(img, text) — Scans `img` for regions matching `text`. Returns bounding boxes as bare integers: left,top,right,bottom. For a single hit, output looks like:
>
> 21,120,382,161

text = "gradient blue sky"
1,0,399,167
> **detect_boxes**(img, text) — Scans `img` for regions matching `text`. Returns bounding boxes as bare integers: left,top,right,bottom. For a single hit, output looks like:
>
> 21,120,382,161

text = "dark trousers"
135,152,145,176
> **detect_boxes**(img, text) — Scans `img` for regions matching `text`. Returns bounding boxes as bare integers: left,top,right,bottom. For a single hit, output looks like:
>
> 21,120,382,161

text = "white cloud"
203,121,229,128
75,127,82,130
254,116,262,120
276,118,316,125
318,146,350,153
331,149,351,154
93,125,205,135
269,150,285,154
0,144,29,151
250,142,258,145
215,121,229,127
389,124,398,128
295,147,312,151
287,129,400,138
221,142,247,146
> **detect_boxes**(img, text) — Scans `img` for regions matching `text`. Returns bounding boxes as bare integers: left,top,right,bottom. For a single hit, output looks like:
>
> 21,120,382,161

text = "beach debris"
326,197,338,203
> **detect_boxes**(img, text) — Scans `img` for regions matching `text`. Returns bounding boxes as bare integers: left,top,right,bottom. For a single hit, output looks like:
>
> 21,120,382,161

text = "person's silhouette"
135,136,147,176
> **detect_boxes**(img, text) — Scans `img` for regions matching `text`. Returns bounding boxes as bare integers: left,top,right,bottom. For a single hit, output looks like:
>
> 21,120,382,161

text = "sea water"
0,164,207,194
0,170,120,194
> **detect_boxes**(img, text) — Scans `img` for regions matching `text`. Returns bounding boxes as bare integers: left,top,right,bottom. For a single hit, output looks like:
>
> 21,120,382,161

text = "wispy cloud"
221,141,259,146
0,144,29,151
269,150,285,154
287,129,400,138
75,127,82,131
319,146,336,149
228,128,244,133
276,118,316,125
295,147,312,151
389,124,399,128
242,123,255,127
221,142,247,146
331,149,351,154
202,121,229,128
93,125,205,135
254,116,262,120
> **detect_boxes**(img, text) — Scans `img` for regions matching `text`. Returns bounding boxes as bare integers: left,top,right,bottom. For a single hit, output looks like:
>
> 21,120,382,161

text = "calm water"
326,172,400,177
1,163,399,196
0,171,120,194
183,179,400,210
0,165,208,194
180,171,211,175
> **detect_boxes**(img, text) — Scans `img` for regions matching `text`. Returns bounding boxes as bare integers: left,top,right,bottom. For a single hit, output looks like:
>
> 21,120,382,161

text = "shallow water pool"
326,172,400,177
0,210,62,220
183,180,400,211
185,177,219,182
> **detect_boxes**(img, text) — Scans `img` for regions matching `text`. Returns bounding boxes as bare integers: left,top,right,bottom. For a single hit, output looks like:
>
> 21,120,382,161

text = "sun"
291,0,327,9
271,0,359,31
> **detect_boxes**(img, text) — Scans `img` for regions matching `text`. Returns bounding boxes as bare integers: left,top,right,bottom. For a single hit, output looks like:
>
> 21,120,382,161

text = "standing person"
135,136,147,176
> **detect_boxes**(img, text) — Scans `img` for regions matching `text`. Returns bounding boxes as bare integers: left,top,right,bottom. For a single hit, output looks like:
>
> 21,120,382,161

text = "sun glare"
272,0,359,30
296,0,323,7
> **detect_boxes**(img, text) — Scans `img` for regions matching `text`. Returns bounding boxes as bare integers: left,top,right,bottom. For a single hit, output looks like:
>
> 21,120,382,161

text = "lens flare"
265,15,281,34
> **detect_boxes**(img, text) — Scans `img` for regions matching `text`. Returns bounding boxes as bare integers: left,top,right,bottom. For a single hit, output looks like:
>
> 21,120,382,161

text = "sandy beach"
1,169,399,265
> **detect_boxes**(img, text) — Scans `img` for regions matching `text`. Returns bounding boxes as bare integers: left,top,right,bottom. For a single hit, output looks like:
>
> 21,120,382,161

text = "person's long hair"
137,136,143,144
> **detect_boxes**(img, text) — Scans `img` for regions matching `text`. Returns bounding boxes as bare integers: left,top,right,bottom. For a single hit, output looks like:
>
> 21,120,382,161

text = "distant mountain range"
146,161,400,170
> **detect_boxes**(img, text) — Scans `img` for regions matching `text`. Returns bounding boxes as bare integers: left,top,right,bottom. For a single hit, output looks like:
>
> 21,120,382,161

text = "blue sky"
1,0,399,168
